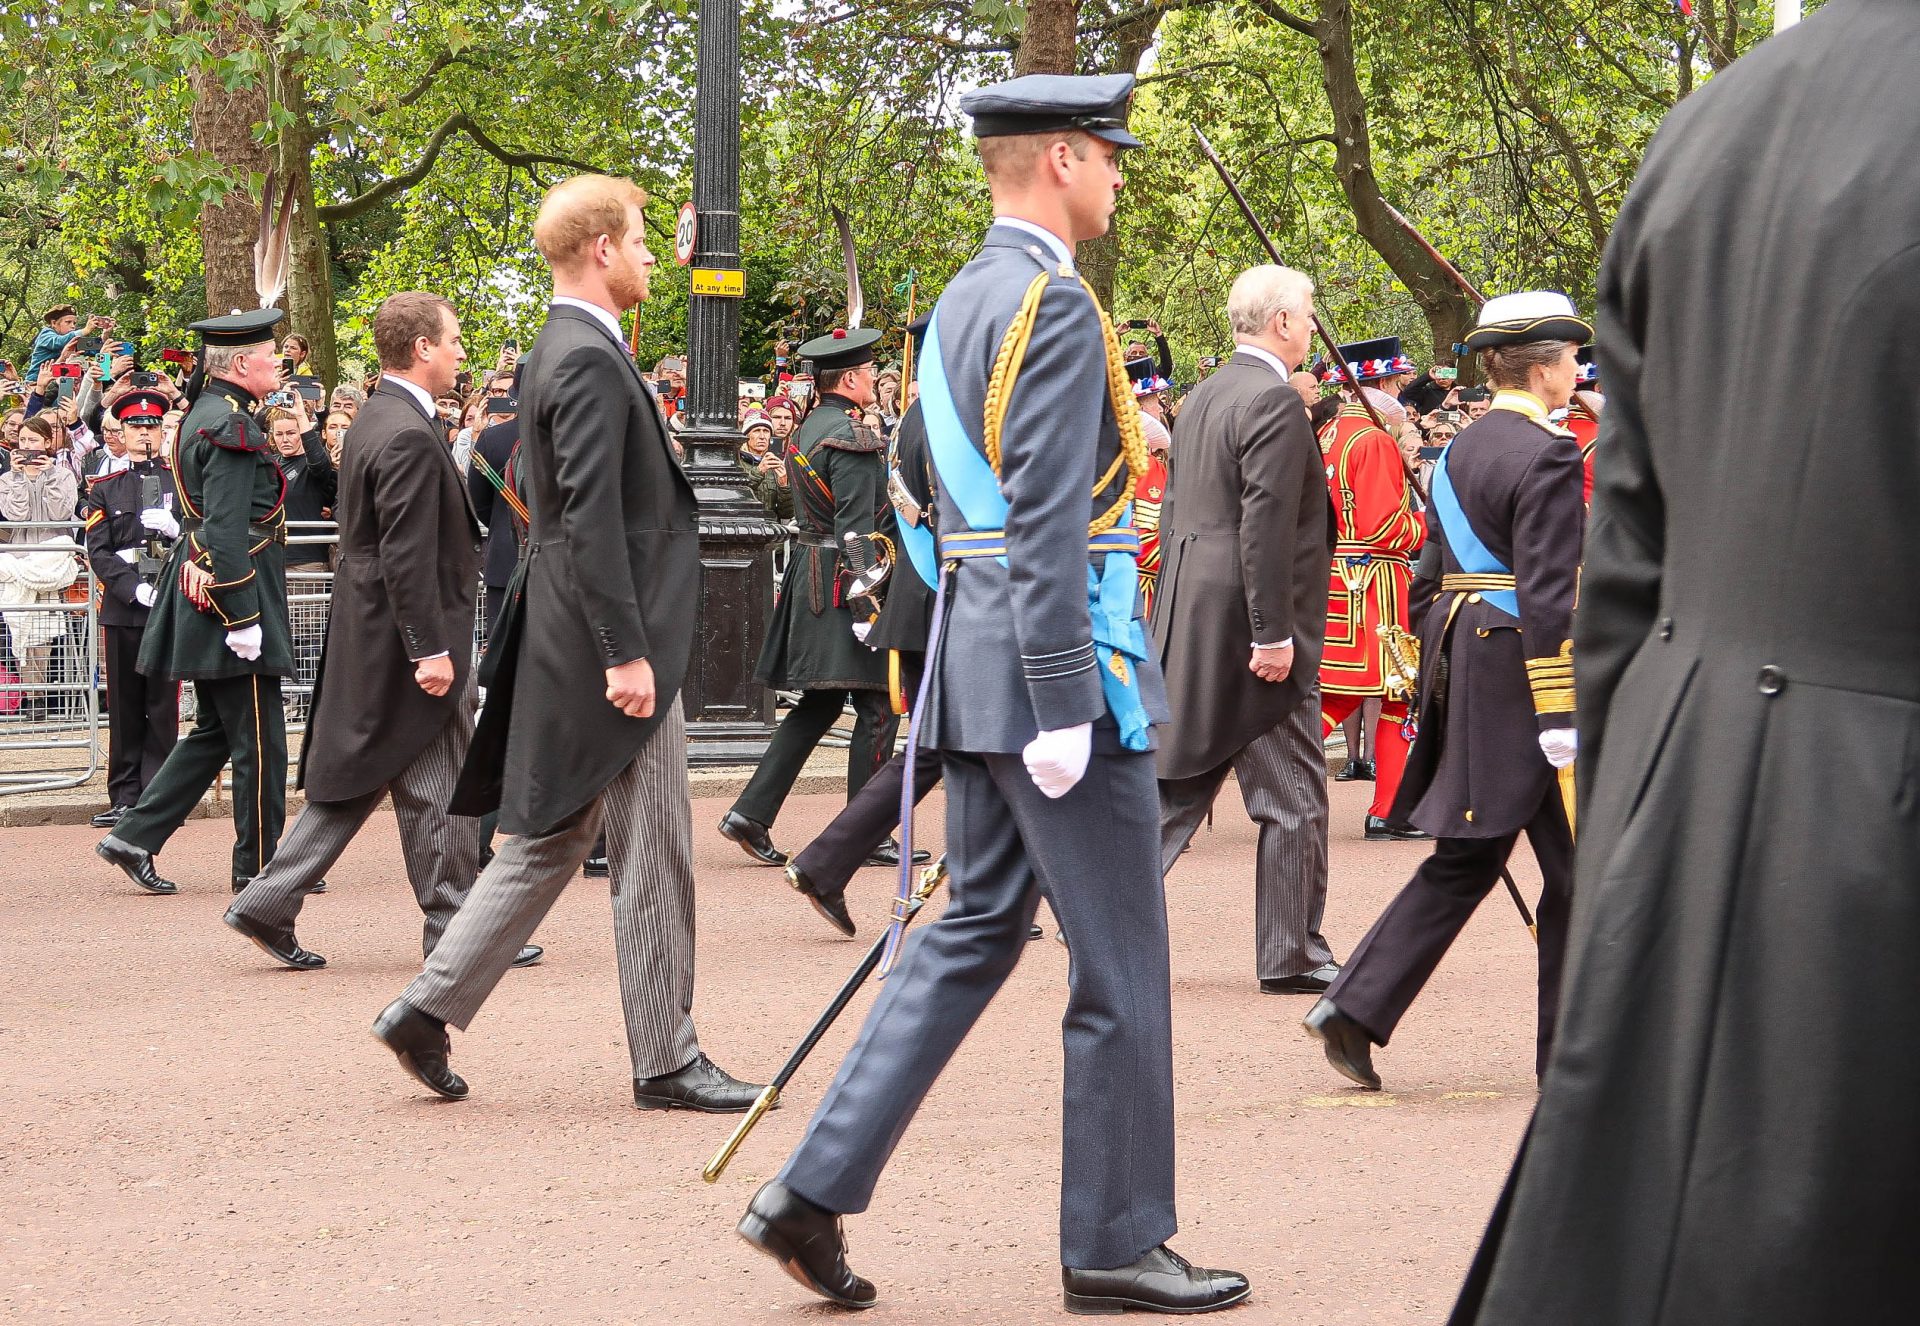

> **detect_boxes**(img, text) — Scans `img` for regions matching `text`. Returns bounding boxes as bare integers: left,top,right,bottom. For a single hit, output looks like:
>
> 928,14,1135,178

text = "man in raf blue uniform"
95,309,295,895
737,74,1250,1317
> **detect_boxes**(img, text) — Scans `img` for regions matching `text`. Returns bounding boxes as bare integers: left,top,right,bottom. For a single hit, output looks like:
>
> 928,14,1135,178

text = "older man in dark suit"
224,292,540,972
368,176,761,1113
1151,264,1339,996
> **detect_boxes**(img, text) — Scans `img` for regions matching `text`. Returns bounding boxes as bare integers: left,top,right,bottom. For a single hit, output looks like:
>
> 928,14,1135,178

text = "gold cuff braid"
1526,640,1576,715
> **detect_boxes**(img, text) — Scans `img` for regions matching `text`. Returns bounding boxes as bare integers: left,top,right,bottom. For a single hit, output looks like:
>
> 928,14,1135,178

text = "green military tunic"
138,378,295,682
113,375,293,886
754,395,894,691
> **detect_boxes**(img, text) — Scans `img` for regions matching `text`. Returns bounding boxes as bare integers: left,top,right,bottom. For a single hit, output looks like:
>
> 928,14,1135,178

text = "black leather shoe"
1333,760,1363,782
738,1180,877,1309
582,853,610,878
90,804,131,829
372,998,468,1100
1062,1245,1251,1316
1303,997,1382,1090
1260,961,1341,995
96,836,178,895
862,838,931,868
718,810,787,866
224,907,326,970
1364,814,1431,841
511,944,543,968
1353,758,1376,781
1029,924,1045,941
633,1052,765,1113
786,862,855,938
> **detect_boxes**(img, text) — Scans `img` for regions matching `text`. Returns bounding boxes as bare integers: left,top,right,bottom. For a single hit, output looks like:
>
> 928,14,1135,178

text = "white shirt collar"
1233,343,1292,380
380,374,437,419
992,217,1074,271
552,295,625,346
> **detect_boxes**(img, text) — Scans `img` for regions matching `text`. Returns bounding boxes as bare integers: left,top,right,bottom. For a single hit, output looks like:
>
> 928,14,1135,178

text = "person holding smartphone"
1122,316,1174,383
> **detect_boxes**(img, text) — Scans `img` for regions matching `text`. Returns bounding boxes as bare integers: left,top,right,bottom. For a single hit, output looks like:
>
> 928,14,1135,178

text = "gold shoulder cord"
979,272,1149,538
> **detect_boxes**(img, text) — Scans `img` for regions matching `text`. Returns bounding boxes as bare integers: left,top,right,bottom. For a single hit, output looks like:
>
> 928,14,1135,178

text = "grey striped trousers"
1158,687,1333,980
404,697,700,1081
230,684,480,955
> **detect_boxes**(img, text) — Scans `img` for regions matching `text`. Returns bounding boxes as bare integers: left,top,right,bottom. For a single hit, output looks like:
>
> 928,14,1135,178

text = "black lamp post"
680,0,779,764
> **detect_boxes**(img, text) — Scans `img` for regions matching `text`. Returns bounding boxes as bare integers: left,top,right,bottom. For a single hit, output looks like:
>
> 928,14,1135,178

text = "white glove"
139,507,179,539
224,624,264,661
134,583,157,608
851,620,873,644
1538,727,1578,769
1023,723,1093,800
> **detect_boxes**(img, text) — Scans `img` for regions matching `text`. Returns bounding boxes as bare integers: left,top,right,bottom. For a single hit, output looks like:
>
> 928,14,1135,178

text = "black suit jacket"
451,303,698,834
1149,351,1333,780
301,383,483,801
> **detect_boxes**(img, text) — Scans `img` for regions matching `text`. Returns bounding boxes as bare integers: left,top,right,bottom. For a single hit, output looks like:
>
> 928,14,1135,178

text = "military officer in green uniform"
718,327,901,865
97,309,296,895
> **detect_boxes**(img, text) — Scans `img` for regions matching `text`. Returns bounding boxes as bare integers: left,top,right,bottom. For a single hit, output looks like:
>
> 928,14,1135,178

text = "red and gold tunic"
1133,453,1168,614
1566,394,1601,505
1318,405,1424,696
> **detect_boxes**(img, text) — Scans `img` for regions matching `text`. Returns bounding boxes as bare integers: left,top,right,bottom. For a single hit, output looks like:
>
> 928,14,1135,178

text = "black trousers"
1326,786,1573,1076
103,624,178,808
732,688,897,829
788,744,944,895
113,673,288,884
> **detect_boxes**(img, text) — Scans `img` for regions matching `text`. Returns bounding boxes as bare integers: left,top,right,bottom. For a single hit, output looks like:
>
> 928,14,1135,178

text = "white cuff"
1252,638,1293,650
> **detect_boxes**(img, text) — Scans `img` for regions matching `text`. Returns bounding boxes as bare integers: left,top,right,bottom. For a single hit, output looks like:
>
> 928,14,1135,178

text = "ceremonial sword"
703,856,948,1184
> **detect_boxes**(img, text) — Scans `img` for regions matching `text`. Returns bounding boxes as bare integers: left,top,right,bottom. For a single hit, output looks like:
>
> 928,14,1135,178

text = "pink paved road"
0,779,1547,1324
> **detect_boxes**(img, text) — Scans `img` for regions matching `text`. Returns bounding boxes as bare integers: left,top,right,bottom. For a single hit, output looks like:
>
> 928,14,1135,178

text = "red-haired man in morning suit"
1316,338,1428,840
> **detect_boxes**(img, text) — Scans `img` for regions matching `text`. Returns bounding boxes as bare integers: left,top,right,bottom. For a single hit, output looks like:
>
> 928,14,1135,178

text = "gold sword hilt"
703,1084,783,1184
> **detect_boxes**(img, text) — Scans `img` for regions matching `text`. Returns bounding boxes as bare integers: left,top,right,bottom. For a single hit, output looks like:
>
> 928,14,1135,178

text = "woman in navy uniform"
1305,292,1589,1089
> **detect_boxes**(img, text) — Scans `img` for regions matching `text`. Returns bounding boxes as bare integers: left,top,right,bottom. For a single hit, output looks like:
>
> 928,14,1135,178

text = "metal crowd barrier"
0,520,103,794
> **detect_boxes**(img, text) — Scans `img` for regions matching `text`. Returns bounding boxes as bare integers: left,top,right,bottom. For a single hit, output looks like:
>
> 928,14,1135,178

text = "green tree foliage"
0,0,1807,378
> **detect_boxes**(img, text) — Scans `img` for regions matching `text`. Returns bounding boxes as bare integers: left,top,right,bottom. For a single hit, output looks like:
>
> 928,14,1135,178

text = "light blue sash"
1430,444,1520,618
917,303,1150,751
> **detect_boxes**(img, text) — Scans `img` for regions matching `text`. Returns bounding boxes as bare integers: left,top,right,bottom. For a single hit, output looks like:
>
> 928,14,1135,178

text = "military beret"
959,73,1142,149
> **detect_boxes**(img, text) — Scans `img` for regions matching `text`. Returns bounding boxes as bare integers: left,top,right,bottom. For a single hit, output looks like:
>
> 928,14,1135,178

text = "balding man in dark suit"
1151,264,1339,996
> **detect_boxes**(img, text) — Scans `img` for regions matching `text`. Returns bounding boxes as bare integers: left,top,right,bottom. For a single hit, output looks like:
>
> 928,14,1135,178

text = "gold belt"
1440,573,1516,592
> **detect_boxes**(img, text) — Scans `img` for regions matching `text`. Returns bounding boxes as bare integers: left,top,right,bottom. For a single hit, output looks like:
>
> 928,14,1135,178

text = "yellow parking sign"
690,268,745,297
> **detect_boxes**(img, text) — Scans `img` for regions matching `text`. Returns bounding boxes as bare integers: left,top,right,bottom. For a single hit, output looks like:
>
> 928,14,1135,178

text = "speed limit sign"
674,202,698,266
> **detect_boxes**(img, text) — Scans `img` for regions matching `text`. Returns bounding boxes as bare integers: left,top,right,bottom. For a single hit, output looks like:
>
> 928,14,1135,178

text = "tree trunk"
1014,0,1081,76
1078,13,1165,309
188,21,269,318
1300,0,1476,366
275,65,338,389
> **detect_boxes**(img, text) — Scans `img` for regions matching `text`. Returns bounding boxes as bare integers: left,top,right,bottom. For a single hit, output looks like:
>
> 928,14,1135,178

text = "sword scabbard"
703,1084,783,1184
